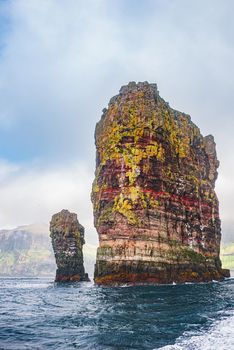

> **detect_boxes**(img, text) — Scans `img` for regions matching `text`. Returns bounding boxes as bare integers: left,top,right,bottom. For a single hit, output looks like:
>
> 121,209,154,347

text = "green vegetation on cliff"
0,223,231,277
0,224,96,277
0,224,56,276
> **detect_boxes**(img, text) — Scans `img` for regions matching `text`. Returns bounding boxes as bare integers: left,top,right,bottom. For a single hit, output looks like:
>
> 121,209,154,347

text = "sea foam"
157,311,234,350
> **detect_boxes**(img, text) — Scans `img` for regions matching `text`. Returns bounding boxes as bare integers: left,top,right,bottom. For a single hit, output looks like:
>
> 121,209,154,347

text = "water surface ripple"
0,277,233,349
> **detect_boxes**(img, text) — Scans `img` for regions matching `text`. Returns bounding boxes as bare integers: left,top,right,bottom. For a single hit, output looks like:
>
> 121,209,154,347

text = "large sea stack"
50,209,89,282
92,81,230,285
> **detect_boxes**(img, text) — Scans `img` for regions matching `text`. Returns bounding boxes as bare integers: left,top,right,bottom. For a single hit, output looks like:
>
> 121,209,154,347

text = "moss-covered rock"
92,81,229,285
50,209,90,282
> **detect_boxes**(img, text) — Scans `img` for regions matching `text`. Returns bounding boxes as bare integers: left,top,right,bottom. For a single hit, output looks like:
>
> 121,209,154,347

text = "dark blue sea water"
0,277,233,350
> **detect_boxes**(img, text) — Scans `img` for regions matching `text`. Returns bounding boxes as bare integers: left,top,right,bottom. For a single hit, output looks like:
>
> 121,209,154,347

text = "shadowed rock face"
92,81,230,285
50,209,89,282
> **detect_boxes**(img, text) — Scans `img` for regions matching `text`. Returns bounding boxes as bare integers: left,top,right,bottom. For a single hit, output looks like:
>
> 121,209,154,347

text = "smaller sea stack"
50,209,89,282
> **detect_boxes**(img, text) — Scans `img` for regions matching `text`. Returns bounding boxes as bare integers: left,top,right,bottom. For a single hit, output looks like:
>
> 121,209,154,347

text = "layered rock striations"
92,81,230,285
50,209,89,282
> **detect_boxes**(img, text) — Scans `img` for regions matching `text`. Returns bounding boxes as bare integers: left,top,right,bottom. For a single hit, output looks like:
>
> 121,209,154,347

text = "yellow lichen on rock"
92,81,229,285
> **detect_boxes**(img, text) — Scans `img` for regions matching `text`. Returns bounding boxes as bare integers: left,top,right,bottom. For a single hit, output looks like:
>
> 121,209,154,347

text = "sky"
0,0,233,244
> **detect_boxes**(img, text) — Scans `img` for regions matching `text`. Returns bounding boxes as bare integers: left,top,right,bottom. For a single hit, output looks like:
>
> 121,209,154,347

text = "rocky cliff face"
92,81,230,285
0,223,96,277
50,209,89,282
0,224,56,276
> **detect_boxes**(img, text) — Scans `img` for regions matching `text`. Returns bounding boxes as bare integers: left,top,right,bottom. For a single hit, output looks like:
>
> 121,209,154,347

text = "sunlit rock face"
92,81,230,285
50,209,89,282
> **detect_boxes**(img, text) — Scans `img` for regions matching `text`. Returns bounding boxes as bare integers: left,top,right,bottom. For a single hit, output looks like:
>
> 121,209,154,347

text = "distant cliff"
0,221,231,277
92,81,230,285
0,223,96,277
0,224,55,276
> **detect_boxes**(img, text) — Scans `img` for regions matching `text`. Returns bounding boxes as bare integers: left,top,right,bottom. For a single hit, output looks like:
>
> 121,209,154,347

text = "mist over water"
0,277,233,350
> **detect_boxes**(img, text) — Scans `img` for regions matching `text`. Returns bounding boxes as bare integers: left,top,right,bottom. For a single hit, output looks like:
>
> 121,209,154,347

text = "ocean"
0,277,233,349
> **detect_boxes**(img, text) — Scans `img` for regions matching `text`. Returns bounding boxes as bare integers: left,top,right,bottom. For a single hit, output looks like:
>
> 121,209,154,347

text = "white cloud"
0,0,233,241
0,0,124,161
0,159,98,244
0,0,233,159
216,173,234,242
217,174,234,221
0,159,19,181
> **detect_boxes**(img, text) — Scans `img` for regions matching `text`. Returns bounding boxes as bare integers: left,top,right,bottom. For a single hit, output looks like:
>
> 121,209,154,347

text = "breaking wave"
158,311,234,350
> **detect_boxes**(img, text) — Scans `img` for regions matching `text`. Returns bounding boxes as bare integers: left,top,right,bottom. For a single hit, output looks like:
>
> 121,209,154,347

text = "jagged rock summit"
50,209,89,282
92,81,230,285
